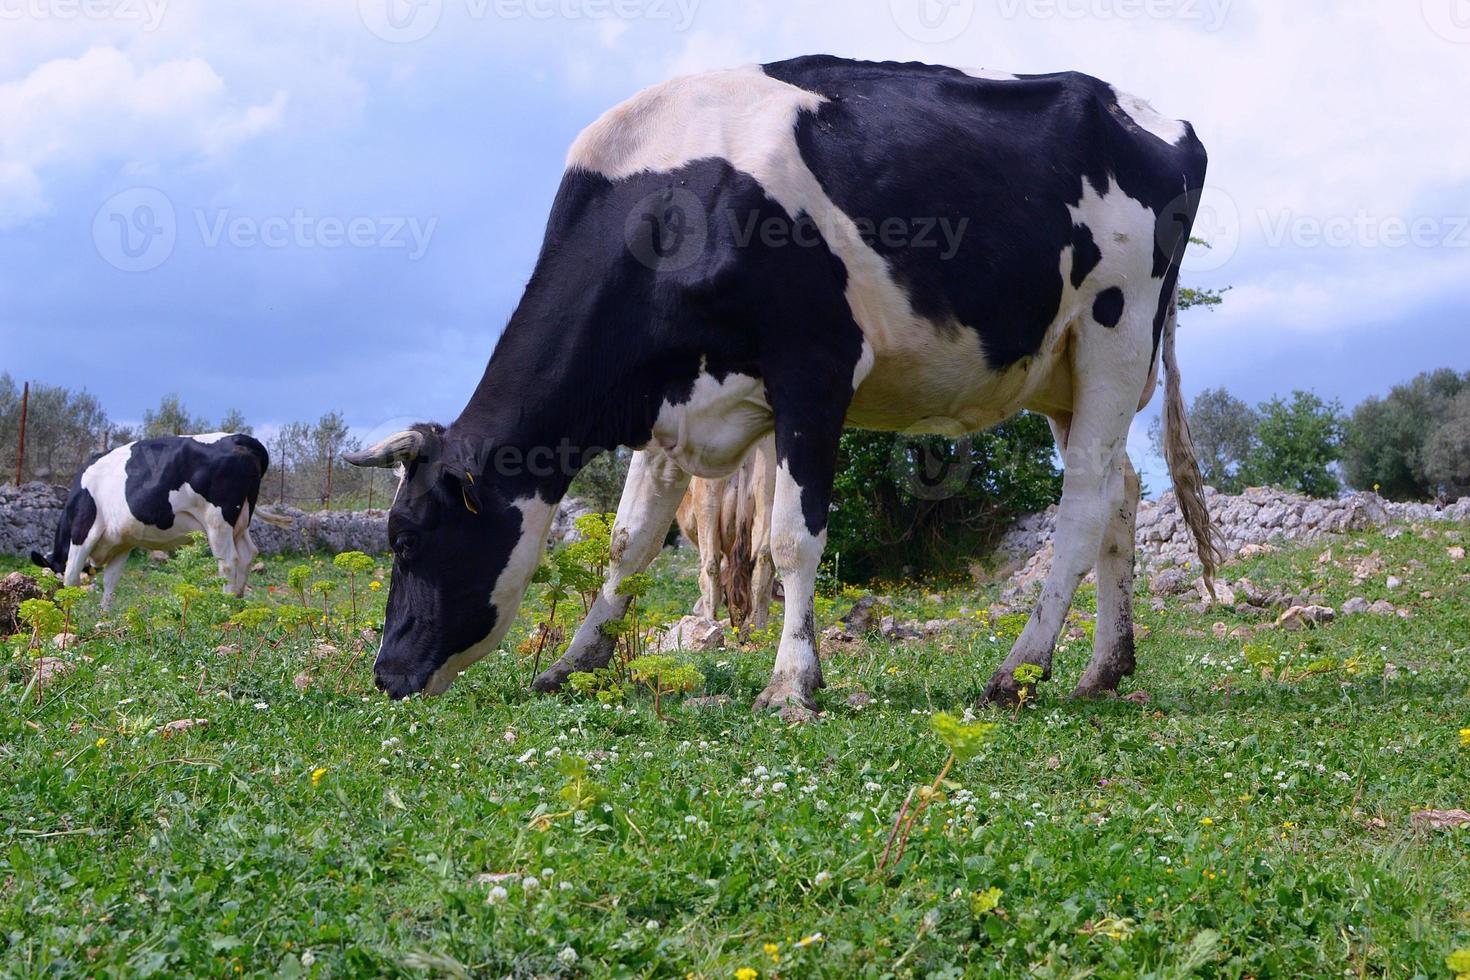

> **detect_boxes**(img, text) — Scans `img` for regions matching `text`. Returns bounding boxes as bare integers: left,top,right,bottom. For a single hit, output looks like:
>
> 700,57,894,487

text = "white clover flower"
517,749,537,764
813,870,832,886
864,781,882,793
645,919,660,930
486,886,508,905
522,875,540,893
770,782,787,793
502,731,517,743
557,947,578,965
300,950,316,967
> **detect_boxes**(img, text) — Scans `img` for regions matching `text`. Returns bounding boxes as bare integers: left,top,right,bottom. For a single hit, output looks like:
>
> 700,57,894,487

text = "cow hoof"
753,679,819,717
1070,684,1119,701
979,676,1023,708
532,633,618,694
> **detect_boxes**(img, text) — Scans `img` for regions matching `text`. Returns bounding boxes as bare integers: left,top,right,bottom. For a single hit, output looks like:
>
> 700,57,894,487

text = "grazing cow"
346,56,1218,711
674,434,776,629
31,433,277,609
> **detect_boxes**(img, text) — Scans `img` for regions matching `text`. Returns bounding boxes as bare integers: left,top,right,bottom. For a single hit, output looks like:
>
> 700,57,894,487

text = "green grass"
3,526,1469,977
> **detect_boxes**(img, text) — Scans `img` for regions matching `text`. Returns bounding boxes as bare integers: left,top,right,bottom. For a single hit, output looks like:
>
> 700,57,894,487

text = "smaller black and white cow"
31,433,277,609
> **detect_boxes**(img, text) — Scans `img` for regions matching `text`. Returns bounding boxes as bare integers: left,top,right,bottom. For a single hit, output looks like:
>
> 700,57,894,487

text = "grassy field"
3,522,1469,978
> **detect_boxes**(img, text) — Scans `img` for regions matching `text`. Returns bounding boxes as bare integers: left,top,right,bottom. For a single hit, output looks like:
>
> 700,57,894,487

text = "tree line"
1152,369,1470,502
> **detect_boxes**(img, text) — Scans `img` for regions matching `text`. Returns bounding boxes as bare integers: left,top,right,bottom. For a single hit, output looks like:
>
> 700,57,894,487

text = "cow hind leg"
748,437,777,631
693,478,725,620
532,448,692,692
981,327,1151,706
1074,452,1140,698
99,552,130,611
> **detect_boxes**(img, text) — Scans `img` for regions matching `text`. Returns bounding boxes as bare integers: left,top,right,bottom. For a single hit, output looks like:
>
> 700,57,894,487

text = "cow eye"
392,531,418,564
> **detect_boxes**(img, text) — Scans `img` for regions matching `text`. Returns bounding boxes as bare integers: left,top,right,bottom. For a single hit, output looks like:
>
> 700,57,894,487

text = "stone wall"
997,485,1470,595
0,482,592,558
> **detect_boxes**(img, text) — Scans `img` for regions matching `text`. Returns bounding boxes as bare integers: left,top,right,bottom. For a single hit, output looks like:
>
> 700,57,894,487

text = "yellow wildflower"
1199,817,1214,826
311,767,328,787
796,933,824,947
764,942,780,963
735,969,759,980
1459,728,1470,748
95,737,108,748
369,581,382,592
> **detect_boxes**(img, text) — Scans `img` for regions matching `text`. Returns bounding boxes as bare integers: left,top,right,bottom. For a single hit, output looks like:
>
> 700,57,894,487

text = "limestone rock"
657,615,725,653
1275,605,1336,631
0,571,44,636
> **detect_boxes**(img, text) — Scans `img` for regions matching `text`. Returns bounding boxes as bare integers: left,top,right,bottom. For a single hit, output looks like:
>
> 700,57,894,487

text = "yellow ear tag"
462,470,480,515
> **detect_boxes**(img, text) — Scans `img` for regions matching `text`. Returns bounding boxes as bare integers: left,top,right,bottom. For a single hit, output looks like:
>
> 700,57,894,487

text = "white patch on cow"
421,495,556,696
188,432,232,444
1110,86,1188,145
962,67,1019,81
645,368,772,478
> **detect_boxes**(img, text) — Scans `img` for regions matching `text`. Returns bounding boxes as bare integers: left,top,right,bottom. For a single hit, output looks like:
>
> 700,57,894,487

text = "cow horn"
343,429,427,469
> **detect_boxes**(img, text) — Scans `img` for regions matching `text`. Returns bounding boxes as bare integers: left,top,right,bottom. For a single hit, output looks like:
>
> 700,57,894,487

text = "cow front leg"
532,448,691,693
752,418,843,716
1075,453,1140,697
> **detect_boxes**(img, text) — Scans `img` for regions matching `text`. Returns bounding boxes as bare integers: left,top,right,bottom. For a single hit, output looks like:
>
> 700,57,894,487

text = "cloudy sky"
2,0,1467,487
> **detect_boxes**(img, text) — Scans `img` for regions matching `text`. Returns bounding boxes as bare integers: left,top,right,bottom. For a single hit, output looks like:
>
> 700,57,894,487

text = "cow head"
30,549,62,574
344,424,553,698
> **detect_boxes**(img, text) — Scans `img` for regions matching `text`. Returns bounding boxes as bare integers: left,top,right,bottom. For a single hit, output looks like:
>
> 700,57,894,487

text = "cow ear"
459,470,482,515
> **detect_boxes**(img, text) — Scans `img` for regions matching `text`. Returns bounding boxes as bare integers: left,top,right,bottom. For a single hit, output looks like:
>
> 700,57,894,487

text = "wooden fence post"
13,381,28,485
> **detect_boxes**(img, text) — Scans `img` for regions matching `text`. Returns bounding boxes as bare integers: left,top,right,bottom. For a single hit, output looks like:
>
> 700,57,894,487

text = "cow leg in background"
694,477,725,619
981,366,1147,706
99,552,129,611
233,518,260,596
202,512,241,597
532,448,692,692
752,407,847,715
1075,452,1140,697
748,437,777,631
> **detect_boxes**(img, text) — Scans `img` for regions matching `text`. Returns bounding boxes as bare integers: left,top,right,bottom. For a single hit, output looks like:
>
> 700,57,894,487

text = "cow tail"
1161,294,1221,593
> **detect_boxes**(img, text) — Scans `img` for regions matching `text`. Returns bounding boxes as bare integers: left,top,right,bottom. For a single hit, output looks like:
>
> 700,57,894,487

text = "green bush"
827,413,1061,582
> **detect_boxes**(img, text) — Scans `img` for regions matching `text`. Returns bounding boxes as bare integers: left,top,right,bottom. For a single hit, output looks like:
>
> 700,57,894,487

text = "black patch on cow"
1093,287,1126,328
1070,224,1102,289
122,434,269,531
761,55,1207,369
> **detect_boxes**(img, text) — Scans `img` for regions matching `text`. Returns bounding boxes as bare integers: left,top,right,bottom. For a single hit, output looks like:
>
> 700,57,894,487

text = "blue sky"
2,1,1468,488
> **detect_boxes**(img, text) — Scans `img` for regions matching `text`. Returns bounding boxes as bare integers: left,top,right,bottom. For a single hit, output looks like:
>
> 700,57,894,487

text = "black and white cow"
346,56,1219,710
31,433,276,609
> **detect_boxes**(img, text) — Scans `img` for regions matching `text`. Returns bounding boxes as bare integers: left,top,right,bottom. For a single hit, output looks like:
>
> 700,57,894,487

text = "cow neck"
450,286,642,502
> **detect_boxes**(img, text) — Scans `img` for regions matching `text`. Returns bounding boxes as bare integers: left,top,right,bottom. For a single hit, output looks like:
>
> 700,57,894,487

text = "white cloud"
0,46,284,226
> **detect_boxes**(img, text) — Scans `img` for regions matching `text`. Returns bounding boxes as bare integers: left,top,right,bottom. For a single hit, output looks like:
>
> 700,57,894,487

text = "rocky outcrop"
1,571,46,636
999,486,1470,596
0,481,593,558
